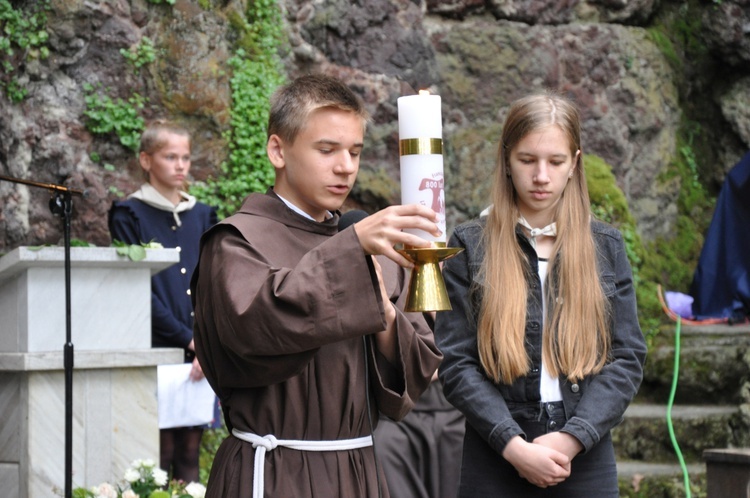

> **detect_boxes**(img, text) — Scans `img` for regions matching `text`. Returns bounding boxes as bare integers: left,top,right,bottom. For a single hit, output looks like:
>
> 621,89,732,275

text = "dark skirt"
459,401,618,498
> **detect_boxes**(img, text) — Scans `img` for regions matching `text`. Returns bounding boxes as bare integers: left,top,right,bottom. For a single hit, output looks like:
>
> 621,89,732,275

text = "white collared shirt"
276,193,332,221
538,258,563,402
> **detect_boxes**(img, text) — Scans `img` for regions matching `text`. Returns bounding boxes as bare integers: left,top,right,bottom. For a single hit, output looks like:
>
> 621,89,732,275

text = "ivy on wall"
76,0,285,222
0,0,51,102
120,37,157,74
83,84,146,152
190,0,286,218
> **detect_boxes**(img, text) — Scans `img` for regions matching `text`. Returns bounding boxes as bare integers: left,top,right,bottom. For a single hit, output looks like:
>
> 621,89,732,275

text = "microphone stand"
0,174,84,498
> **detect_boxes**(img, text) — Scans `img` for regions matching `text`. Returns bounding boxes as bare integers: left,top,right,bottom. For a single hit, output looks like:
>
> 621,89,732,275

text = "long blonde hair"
478,93,610,384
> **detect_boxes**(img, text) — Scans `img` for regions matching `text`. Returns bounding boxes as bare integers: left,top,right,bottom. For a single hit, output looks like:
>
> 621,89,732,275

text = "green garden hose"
666,316,691,497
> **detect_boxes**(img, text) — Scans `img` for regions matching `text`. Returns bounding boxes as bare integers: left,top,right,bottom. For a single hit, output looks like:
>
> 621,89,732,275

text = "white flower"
185,482,207,498
141,458,156,468
122,490,138,498
153,466,168,486
91,482,118,498
123,467,140,483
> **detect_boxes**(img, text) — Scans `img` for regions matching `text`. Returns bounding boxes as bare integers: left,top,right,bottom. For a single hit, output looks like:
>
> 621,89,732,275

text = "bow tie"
518,216,556,248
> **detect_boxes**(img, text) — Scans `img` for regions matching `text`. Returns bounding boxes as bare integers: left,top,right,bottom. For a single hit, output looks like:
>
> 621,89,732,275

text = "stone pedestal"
0,247,183,498
704,448,750,498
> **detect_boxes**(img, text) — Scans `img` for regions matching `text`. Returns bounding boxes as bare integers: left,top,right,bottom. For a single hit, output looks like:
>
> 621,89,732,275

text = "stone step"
667,322,750,337
639,323,750,404
616,461,706,497
617,460,705,478
612,403,746,463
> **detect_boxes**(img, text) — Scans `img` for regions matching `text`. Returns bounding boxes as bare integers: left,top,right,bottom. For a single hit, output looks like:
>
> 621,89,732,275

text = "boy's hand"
372,256,398,362
353,204,441,268
189,356,205,382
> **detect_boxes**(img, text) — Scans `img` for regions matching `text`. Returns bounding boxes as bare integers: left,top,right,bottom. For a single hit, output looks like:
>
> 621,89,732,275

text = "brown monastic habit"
191,190,442,497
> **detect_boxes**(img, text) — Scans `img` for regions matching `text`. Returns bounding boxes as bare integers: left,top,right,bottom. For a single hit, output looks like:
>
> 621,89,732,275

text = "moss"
585,154,663,339
647,26,681,72
670,0,710,60
648,0,711,75
641,216,704,292
584,109,717,343
644,128,714,297
618,473,706,498
585,154,636,226
639,1,717,310
226,9,246,32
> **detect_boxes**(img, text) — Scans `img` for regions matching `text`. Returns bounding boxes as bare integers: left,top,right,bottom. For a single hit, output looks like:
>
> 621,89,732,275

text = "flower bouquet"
72,459,206,498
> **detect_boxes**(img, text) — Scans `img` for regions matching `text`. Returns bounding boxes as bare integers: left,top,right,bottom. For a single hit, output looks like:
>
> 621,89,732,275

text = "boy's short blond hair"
267,74,370,145
139,119,191,155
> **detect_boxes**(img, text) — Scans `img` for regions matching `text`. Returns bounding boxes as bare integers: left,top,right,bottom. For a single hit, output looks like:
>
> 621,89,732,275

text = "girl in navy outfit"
435,93,647,497
109,120,218,483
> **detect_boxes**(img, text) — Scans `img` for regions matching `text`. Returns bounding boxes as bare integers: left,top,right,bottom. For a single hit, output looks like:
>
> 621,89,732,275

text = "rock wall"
0,0,748,251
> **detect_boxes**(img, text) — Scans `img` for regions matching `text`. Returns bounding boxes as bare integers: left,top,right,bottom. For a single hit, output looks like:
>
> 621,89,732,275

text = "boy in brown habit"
191,73,442,498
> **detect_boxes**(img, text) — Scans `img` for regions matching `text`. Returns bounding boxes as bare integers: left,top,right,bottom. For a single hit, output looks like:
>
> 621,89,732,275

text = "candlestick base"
396,243,464,312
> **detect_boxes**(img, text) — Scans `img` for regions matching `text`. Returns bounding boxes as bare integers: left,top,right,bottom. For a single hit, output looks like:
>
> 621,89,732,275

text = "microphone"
0,174,86,197
338,209,369,231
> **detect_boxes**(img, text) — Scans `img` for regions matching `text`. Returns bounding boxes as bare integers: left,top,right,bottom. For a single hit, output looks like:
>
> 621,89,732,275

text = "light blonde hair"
478,92,611,384
267,73,370,144
139,119,190,155
138,120,191,182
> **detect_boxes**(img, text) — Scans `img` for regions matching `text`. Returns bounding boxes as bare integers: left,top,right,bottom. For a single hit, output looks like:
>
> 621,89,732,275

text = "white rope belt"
232,428,374,498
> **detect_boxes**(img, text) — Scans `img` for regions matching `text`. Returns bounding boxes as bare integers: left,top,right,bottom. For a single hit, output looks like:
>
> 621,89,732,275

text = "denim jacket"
435,217,647,455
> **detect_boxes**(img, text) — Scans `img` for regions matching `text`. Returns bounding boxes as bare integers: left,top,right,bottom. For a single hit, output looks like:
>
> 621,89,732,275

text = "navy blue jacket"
435,218,646,456
690,151,750,321
109,198,217,350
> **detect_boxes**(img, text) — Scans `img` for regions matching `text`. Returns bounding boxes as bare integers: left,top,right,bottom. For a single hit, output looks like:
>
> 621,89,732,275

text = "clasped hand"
502,432,583,488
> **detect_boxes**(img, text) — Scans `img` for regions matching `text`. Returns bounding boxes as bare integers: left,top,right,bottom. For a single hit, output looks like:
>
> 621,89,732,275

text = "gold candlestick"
397,242,463,312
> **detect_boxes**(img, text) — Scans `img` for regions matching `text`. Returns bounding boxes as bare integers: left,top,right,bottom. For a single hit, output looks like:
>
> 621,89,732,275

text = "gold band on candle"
399,138,443,156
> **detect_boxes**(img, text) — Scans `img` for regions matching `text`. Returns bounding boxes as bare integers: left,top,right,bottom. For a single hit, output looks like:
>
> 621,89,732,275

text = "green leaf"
127,245,147,261
70,239,96,247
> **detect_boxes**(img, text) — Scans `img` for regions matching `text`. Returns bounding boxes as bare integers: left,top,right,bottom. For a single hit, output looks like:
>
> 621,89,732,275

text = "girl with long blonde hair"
435,93,647,497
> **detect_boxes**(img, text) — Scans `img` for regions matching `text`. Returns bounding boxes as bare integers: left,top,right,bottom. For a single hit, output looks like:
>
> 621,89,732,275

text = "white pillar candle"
398,91,446,244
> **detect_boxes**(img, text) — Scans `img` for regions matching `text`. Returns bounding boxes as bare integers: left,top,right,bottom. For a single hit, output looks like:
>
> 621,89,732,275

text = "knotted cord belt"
232,428,374,498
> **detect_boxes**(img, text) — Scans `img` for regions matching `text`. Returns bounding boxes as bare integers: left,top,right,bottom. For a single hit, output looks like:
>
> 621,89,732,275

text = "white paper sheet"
157,363,216,429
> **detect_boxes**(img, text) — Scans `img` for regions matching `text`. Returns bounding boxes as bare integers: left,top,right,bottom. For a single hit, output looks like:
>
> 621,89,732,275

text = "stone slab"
0,349,183,371
0,247,179,353
0,246,180,281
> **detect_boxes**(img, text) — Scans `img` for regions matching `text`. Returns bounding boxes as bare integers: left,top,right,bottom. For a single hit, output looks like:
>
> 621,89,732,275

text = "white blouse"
538,258,563,402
